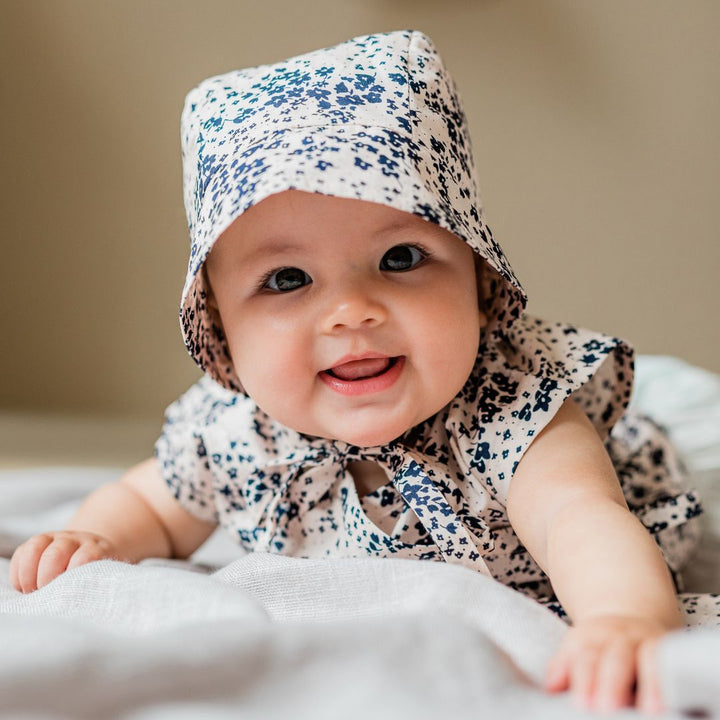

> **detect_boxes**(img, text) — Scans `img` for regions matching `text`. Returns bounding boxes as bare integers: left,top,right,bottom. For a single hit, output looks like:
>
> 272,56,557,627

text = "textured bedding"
0,355,719,719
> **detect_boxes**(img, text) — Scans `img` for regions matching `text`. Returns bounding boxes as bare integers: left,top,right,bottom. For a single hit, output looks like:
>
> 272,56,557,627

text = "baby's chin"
295,417,423,449
259,398,440,449
293,427,401,448
334,430,404,449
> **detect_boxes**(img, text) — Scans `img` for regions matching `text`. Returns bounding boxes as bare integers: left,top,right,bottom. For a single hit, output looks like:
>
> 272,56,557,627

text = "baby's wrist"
572,609,682,633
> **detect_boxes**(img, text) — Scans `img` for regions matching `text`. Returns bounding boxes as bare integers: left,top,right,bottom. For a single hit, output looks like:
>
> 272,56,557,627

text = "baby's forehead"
214,190,460,253
240,189,428,226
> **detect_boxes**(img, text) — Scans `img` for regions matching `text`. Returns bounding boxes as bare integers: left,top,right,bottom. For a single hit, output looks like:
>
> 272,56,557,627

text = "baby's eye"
263,267,312,293
379,244,427,272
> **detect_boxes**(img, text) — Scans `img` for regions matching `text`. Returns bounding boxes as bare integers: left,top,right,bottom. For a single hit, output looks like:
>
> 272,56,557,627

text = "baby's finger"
545,647,571,692
593,640,635,711
11,534,54,593
637,639,664,714
8,545,23,591
570,646,601,709
66,540,111,571
35,536,80,589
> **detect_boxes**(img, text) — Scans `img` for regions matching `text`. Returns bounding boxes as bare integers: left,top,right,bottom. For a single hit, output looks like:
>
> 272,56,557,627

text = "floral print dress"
156,29,718,624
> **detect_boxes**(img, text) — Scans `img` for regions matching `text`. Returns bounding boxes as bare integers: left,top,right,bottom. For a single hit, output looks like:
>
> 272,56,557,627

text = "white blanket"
0,552,570,719
1,354,719,719
0,547,717,719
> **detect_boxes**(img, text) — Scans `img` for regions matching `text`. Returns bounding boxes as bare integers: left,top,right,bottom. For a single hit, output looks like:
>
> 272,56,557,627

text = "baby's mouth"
325,356,400,381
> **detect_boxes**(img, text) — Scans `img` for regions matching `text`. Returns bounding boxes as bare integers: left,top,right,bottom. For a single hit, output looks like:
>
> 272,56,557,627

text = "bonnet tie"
258,440,494,576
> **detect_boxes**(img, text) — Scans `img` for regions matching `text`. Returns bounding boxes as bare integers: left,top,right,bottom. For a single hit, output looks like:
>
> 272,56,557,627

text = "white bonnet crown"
180,29,526,391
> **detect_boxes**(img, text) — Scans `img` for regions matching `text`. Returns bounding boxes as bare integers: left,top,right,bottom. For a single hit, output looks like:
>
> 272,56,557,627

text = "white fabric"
633,355,720,473
0,550,716,719
657,629,720,716
0,553,624,720
1,354,719,717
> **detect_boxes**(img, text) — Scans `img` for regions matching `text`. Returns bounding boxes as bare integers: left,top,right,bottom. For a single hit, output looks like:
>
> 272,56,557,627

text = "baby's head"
204,188,484,446
179,30,527,446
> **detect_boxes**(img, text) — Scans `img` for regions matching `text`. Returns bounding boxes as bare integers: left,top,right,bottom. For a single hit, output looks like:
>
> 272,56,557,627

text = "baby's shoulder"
161,377,302,464
163,376,256,430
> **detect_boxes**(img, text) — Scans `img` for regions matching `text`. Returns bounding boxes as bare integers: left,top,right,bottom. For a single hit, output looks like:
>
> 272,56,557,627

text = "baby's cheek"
240,348,311,415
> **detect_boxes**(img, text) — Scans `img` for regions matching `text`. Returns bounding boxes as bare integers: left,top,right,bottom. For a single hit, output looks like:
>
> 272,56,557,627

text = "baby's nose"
319,283,389,334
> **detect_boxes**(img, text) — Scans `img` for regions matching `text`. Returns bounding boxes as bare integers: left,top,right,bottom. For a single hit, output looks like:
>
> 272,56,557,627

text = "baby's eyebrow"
243,240,307,263
374,217,420,236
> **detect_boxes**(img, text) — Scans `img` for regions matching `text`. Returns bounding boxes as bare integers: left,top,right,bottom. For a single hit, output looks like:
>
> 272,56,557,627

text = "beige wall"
1,0,718,421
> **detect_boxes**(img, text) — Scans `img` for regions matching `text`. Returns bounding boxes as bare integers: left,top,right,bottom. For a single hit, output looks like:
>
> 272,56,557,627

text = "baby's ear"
206,287,219,311
473,256,491,331
204,285,228,342
478,308,489,331
202,265,220,311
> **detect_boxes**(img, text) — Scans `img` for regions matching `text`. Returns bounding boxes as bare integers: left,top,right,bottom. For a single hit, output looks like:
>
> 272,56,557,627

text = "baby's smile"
319,355,405,396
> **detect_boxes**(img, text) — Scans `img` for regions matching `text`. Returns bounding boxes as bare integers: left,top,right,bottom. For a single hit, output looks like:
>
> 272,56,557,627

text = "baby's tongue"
329,357,390,381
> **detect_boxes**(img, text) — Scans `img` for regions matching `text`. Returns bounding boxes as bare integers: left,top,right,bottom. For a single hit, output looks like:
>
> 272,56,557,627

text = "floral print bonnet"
179,30,526,391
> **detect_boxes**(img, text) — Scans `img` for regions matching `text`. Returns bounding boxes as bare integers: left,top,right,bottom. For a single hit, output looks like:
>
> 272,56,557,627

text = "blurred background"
1,0,718,467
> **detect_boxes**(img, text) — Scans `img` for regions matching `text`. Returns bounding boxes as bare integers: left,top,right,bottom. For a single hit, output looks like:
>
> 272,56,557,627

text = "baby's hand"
545,614,669,713
10,530,120,593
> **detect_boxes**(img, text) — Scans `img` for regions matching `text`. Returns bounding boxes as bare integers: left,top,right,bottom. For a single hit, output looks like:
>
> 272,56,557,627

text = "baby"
10,31,701,712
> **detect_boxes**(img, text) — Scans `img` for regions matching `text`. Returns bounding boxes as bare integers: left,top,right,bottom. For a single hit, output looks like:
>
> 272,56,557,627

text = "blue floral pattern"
155,31,709,616
178,30,524,392
156,314,701,599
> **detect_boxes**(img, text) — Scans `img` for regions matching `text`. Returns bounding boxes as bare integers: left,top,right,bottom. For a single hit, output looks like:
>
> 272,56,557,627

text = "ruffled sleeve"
154,376,241,524
445,314,634,504
501,314,634,438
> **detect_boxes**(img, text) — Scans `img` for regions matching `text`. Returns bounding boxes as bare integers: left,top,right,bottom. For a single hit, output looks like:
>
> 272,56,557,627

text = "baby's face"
205,190,486,447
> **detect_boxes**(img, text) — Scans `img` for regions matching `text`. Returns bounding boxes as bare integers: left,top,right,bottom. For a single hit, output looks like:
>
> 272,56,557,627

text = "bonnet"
179,29,526,392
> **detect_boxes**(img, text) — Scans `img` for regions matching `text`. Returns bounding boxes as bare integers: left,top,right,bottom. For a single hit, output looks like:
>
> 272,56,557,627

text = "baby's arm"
506,398,681,713
9,458,217,593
